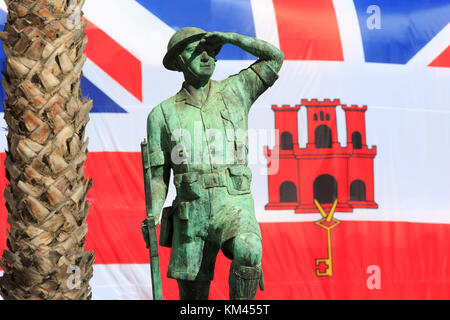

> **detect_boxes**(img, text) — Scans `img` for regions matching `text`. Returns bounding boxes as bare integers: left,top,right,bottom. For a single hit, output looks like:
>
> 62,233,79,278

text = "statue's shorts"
166,178,261,281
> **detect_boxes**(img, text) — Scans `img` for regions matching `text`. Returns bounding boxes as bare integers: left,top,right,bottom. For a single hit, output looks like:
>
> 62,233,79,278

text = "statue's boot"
229,262,264,300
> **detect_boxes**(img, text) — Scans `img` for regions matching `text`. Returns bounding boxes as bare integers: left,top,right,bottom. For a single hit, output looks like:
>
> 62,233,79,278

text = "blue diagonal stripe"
354,0,450,64
80,77,127,113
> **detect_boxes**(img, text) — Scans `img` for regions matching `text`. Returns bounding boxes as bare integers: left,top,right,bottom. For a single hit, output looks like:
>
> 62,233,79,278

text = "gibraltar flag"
0,0,449,300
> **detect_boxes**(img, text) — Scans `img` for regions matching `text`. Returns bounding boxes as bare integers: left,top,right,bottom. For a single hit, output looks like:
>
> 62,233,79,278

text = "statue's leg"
223,232,263,300
177,279,211,300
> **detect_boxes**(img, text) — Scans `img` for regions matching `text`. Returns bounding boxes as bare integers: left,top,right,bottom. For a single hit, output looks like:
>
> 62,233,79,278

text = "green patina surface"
142,28,284,300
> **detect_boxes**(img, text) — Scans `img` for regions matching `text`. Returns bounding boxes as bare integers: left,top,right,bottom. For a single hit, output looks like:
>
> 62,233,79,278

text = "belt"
174,170,227,189
201,171,227,189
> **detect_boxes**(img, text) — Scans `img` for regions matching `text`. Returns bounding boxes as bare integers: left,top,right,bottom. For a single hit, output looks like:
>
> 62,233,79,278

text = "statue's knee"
232,233,262,267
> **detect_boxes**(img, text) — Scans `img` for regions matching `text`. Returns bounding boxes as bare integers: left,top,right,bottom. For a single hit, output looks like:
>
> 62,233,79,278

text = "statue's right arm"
147,106,171,221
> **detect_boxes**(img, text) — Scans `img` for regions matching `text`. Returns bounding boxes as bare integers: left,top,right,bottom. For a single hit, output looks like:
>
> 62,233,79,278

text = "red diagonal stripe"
84,19,143,102
429,45,450,68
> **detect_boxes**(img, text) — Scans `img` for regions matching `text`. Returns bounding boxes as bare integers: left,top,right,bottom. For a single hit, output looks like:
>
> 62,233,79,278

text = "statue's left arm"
202,32,284,110
203,32,284,74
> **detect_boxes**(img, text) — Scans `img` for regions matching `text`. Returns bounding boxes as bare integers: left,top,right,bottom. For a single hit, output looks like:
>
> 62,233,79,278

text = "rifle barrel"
141,140,163,300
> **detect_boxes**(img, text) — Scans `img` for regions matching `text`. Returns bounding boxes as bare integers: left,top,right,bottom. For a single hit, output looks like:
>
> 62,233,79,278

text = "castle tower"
271,104,301,152
301,99,340,149
264,104,301,210
342,104,367,149
341,104,378,209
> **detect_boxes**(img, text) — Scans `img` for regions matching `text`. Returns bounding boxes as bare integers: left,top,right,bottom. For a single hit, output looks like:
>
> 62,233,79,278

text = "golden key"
314,199,340,277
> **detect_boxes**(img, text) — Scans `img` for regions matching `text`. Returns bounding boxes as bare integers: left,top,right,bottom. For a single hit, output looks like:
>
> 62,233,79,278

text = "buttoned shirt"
147,59,278,175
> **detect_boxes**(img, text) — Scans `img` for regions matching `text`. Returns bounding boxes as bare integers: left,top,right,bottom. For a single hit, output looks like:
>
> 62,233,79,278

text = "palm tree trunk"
0,0,94,299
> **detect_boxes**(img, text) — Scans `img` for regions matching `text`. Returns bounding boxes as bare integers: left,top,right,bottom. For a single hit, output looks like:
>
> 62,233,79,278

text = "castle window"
351,131,363,149
350,180,366,201
315,125,332,148
314,175,337,204
314,114,318,121
280,181,297,202
326,113,330,121
280,131,293,150
320,111,324,121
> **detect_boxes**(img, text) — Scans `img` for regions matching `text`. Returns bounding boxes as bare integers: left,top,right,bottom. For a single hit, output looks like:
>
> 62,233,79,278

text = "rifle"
141,139,163,300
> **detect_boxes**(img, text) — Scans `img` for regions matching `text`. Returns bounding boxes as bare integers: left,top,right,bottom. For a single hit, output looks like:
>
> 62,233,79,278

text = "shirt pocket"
226,165,252,195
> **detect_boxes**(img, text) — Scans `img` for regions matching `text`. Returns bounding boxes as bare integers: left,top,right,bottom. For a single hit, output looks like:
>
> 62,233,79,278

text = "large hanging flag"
0,0,449,299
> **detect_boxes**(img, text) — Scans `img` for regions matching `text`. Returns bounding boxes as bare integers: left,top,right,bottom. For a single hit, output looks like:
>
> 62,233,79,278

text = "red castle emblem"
264,98,378,214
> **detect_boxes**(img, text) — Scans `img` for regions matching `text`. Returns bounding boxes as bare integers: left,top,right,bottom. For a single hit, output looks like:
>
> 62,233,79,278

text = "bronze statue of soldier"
142,27,284,300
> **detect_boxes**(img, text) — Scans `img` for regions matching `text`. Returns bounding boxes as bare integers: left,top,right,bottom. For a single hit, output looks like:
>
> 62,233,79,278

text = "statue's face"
179,40,216,81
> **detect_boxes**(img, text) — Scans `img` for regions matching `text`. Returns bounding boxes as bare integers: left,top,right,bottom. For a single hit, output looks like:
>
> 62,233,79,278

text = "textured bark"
0,0,94,300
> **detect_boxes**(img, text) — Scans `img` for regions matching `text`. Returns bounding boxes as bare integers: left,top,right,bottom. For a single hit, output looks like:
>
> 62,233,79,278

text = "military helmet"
163,27,222,71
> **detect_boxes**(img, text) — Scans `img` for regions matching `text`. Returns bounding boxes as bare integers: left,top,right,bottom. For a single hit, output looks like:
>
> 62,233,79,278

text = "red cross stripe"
272,0,344,61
